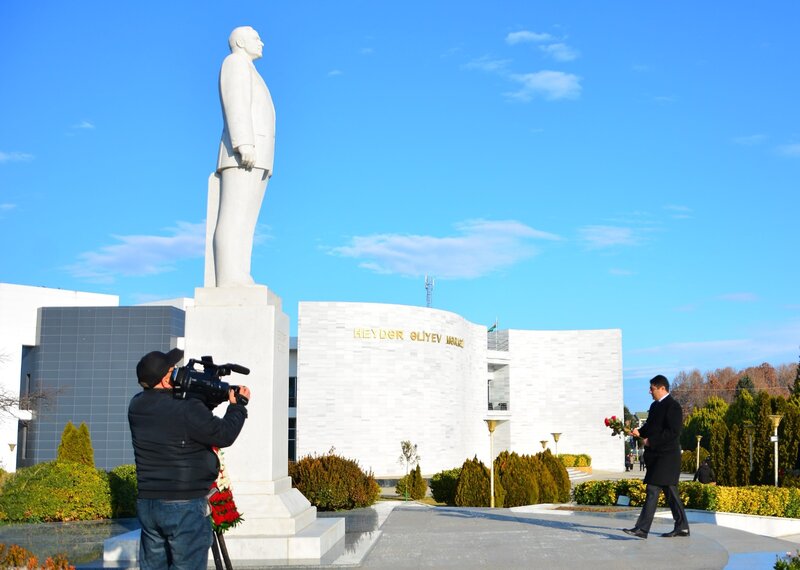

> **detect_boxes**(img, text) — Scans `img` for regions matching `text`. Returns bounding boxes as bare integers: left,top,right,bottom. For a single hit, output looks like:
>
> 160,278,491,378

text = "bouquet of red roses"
604,415,630,437
209,448,244,533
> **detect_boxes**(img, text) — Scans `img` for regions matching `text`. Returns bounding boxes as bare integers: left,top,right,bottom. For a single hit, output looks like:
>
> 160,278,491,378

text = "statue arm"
220,54,256,168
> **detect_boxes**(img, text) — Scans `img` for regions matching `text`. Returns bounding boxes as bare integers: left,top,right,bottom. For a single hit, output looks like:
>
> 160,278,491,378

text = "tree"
398,440,421,476
681,397,728,450
751,391,774,485
791,352,800,399
56,421,95,467
735,375,755,398
709,420,729,485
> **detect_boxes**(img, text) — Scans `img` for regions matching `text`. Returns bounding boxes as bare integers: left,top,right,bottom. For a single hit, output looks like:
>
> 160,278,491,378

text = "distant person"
623,375,689,539
639,453,645,471
694,457,716,484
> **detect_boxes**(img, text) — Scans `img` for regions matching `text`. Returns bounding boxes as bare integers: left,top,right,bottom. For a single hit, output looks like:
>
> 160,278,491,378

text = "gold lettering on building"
353,328,462,348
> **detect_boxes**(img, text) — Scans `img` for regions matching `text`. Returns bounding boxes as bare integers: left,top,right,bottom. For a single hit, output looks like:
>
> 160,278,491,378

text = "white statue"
213,26,275,287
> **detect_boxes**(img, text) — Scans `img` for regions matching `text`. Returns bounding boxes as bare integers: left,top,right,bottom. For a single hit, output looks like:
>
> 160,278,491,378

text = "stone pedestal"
183,286,344,563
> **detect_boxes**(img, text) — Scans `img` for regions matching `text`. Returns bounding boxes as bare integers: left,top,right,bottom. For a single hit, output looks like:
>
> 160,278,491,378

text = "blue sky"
1,1,798,412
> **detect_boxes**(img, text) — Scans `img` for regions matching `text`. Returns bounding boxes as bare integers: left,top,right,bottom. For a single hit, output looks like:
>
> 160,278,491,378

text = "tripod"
210,530,233,570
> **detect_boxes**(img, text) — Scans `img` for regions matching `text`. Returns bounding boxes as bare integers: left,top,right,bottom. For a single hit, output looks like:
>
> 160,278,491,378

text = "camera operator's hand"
229,385,250,406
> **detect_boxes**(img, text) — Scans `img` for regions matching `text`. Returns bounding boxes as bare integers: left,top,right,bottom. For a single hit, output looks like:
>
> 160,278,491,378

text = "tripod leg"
217,531,234,570
210,532,224,570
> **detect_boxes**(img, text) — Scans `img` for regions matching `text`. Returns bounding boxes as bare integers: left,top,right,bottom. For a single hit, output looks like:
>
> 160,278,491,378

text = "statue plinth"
185,285,345,562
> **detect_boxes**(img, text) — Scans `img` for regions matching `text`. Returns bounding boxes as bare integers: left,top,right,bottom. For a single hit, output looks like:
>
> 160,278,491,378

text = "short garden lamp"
695,434,702,471
769,414,783,487
743,421,755,474
551,432,561,456
540,439,548,450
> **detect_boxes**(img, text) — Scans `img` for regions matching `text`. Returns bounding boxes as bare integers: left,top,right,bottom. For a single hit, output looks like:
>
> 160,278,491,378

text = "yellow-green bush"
396,465,427,500
558,454,592,468
289,451,380,511
537,450,570,502
0,461,111,522
574,479,800,518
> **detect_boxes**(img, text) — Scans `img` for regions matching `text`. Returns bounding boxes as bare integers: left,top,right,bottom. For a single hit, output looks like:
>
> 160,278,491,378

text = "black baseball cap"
136,348,184,388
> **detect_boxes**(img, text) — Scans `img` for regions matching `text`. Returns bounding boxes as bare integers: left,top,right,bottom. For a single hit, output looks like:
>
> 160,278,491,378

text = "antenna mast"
425,274,435,308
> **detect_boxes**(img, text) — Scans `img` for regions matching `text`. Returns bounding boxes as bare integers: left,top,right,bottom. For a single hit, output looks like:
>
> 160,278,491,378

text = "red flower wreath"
209,447,244,533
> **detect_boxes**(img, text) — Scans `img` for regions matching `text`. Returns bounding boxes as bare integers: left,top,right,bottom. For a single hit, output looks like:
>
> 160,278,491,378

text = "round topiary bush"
430,467,461,505
454,456,505,507
289,451,380,511
0,461,111,522
108,464,138,518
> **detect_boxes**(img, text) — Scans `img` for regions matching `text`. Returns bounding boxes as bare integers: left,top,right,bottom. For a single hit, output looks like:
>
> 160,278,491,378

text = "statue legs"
213,167,268,287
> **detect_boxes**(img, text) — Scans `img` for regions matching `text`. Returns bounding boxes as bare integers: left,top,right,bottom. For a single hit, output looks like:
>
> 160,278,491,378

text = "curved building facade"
297,302,624,476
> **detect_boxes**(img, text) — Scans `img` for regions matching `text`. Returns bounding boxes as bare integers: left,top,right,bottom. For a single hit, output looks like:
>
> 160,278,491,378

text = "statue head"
229,26,263,60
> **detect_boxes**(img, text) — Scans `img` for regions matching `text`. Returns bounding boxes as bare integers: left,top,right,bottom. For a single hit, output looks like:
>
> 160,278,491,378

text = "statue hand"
236,144,256,169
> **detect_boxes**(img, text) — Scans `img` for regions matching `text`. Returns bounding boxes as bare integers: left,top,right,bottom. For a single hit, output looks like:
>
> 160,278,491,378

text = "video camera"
171,356,250,409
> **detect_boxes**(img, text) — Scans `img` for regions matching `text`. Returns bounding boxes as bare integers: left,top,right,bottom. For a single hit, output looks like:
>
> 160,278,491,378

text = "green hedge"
289,451,380,511
108,464,138,518
454,457,505,507
574,479,800,518
681,448,709,473
558,454,592,468
0,461,112,522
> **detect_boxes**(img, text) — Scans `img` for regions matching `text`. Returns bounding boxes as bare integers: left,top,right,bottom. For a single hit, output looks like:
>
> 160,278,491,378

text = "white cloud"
506,71,581,101
579,225,638,249
361,47,374,55
733,134,766,146
506,31,553,45
778,143,800,157
0,203,16,211
330,219,561,279
0,151,34,163
609,268,635,276
463,56,511,73
717,292,759,303
626,323,800,381
327,69,343,77
539,43,579,62
663,204,692,219
67,221,205,283
72,120,95,130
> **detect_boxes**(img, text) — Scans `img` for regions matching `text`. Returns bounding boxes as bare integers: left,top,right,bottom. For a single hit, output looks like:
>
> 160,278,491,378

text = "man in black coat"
623,375,689,539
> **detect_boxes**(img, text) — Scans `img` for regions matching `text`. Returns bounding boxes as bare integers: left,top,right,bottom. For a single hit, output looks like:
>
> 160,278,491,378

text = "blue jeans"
137,497,212,570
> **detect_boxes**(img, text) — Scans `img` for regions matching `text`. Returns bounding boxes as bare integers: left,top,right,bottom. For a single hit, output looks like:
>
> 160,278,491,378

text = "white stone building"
297,301,624,476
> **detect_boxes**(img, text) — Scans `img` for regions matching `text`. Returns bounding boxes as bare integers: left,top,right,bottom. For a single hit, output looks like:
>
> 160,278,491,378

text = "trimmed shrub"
495,451,538,507
289,451,380,511
573,479,800,518
528,454,558,503
537,450,570,502
108,464,138,518
430,467,461,505
396,465,427,500
0,461,111,522
454,456,505,507
56,421,95,467
681,447,709,473
558,454,592,468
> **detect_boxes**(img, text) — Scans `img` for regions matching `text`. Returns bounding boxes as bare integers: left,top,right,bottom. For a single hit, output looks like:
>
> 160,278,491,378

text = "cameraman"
128,348,250,570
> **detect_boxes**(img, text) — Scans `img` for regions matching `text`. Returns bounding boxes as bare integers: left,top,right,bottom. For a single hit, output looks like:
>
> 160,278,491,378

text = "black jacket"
639,394,683,486
128,389,248,499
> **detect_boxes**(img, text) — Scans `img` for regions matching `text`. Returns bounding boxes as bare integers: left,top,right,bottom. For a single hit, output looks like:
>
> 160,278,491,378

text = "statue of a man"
213,26,275,287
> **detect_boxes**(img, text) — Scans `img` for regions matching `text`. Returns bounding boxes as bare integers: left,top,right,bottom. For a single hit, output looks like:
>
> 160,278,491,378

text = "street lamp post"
743,421,755,477
540,440,548,450
485,420,498,507
696,434,702,471
551,432,562,457
769,414,783,487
